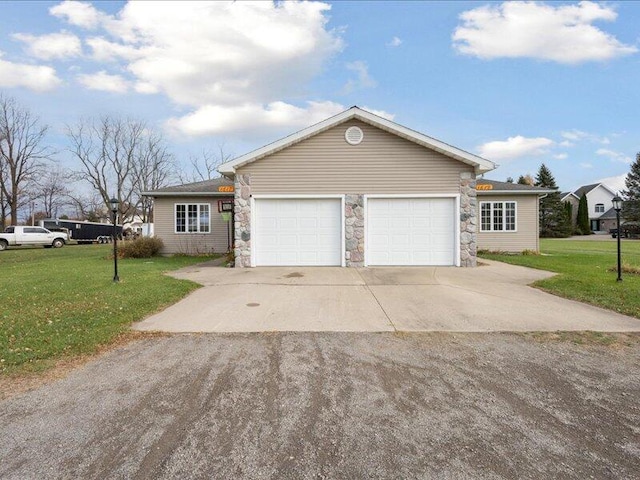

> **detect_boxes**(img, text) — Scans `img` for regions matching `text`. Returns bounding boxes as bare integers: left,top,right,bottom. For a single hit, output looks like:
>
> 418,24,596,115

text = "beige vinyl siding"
237,119,473,194
477,195,540,252
153,196,233,254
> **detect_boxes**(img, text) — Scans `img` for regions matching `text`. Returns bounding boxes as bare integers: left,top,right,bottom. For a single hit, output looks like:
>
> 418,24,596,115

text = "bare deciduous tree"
67,116,174,224
0,94,51,228
131,132,175,223
179,145,232,183
36,166,71,219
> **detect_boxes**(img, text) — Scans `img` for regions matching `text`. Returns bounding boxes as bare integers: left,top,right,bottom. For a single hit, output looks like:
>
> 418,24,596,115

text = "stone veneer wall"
345,194,365,267
459,172,477,267
234,174,252,267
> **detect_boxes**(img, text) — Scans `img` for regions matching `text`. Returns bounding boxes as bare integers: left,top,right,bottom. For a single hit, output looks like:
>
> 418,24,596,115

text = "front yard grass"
0,245,217,375
480,239,640,319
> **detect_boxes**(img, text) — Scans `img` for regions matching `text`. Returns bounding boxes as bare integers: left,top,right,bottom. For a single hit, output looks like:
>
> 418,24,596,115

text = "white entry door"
254,198,342,266
367,197,456,266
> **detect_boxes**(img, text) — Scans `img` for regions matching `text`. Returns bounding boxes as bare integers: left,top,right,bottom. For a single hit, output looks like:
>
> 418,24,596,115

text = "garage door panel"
255,199,342,266
368,197,456,266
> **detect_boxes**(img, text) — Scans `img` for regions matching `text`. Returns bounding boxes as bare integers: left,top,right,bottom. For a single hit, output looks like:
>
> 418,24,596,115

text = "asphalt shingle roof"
572,183,599,199
475,179,553,193
146,177,234,195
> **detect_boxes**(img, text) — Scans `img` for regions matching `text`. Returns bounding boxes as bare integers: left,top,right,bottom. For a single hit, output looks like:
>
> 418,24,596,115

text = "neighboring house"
142,178,234,255
475,180,553,253
562,183,617,232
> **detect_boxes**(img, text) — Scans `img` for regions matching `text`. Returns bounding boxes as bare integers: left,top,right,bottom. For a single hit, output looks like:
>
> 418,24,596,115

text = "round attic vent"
345,126,364,145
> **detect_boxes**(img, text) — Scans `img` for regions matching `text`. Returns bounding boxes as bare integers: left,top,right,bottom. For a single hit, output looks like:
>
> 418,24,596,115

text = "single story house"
143,178,234,255
475,179,552,253
147,107,551,265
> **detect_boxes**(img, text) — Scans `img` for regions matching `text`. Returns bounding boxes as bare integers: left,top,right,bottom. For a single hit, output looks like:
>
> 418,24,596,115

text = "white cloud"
166,101,346,138
166,101,395,138
596,148,633,164
561,129,588,141
48,1,346,136
477,135,554,161
343,60,377,93
50,1,102,29
0,52,61,91
554,153,568,160
559,140,574,147
580,162,593,169
77,71,129,93
387,36,402,47
453,1,637,64
85,37,140,62
12,31,81,60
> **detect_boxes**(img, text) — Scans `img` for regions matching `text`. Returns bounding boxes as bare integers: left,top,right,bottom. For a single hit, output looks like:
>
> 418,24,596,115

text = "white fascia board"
217,107,497,175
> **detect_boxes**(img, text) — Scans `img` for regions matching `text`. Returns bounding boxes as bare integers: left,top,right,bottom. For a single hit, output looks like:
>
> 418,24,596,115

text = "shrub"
119,236,164,258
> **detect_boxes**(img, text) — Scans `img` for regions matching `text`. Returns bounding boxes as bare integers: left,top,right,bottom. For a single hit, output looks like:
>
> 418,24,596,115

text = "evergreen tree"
622,152,640,222
577,193,590,235
563,201,573,227
535,164,572,237
506,176,514,183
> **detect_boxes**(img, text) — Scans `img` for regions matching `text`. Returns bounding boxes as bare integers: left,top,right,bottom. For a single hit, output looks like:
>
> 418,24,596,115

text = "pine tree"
622,152,640,222
563,201,573,227
577,193,590,235
535,164,572,237
506,176,514,183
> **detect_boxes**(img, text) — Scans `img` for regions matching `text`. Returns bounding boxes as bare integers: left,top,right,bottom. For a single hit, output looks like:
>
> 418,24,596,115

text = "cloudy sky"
1,0,638,193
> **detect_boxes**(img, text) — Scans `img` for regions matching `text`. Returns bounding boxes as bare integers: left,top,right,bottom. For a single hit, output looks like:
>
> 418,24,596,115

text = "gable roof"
142,177,234,197
476,179,554,195
561,191,579,201
572,183,617,198
218,106,496,175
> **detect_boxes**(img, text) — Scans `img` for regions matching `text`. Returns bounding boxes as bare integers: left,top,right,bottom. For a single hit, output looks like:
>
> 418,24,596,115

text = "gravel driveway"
1,332,639,479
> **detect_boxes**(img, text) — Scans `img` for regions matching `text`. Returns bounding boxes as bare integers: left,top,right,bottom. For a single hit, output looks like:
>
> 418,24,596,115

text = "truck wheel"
52,238,65,248
0,240,7,251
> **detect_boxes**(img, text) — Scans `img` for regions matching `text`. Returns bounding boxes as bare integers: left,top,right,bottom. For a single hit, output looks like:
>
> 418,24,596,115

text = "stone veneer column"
234,174,252,267
459,172,477,267
345,194,365,267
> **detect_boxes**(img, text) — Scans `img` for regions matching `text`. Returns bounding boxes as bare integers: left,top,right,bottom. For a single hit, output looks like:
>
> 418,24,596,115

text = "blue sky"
1,0,638,194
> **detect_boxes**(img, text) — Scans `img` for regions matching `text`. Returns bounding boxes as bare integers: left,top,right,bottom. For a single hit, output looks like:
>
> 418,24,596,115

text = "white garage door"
367,197,456,266
254,198,342,266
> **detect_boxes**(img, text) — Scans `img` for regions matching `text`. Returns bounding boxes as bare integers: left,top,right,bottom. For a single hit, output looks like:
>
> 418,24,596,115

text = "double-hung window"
480,201,517,232
175,203,210,233
595,203,605,213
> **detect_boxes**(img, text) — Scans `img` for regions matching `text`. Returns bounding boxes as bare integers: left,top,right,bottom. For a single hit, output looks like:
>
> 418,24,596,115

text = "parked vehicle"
40,219,122,244
0,226,69,251
610,222,640,239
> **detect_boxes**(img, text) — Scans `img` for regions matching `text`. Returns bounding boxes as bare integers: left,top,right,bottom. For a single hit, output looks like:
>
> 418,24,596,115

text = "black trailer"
40,219,123,244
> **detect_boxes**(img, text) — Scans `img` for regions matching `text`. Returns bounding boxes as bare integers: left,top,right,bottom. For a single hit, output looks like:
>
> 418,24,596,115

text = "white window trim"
595,203,605,213
174,203,211,234
363,194,461,267
479,201,518,233
250,194,346,267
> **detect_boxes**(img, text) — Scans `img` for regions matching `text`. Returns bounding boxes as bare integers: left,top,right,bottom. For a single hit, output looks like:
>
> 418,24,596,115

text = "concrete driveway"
134,260,640,333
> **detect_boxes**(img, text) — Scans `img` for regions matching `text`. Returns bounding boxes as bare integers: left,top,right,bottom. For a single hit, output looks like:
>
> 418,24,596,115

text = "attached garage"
366,196,458,266
218,107,497,268
253,197,343,266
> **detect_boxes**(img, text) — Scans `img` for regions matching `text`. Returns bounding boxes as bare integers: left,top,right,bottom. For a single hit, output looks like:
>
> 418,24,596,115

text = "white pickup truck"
0,226,69,251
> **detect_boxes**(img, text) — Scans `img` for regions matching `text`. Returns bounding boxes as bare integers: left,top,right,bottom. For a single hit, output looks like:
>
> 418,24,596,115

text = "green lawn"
480,239,640,319
0,245,217,375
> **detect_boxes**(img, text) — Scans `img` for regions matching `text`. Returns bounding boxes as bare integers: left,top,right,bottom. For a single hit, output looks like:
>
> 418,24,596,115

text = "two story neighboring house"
561,183,617,233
